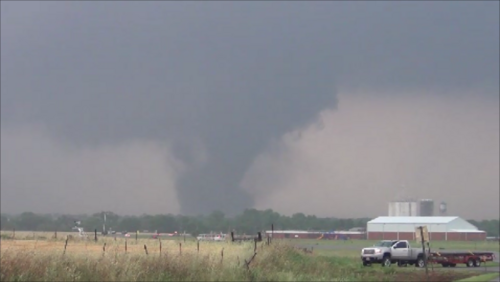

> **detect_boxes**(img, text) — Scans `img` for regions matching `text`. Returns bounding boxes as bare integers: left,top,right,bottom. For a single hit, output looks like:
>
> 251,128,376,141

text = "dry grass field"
0,231,487,281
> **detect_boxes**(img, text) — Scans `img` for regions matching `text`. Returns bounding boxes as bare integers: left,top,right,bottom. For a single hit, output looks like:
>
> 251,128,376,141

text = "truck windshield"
374,241,395,247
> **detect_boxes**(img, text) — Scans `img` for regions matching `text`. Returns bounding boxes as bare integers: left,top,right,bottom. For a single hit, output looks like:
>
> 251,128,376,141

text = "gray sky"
1,2,498,219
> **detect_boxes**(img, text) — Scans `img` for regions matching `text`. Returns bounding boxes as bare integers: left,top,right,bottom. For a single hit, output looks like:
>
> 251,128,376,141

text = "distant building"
366,216,486,241
264,230,366,240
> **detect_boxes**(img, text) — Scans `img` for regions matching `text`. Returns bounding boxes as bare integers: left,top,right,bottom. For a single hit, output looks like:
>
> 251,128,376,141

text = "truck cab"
391,240,410,259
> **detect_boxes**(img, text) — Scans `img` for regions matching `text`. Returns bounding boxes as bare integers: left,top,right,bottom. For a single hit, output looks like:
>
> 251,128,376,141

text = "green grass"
454,273,500,282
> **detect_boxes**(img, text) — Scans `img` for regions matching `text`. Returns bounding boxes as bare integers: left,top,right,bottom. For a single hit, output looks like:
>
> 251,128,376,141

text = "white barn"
366,216,486,241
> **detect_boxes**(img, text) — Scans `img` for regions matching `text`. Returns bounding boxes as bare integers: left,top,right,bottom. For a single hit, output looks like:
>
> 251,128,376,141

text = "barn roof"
449,229,485,233
368,216,459,224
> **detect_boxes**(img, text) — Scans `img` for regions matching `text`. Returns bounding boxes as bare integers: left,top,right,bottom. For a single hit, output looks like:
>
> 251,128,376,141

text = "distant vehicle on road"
197,233,227,242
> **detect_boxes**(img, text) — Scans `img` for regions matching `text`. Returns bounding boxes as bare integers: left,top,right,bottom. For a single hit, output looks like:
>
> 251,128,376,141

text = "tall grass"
0,240,348,281
0,237,479,282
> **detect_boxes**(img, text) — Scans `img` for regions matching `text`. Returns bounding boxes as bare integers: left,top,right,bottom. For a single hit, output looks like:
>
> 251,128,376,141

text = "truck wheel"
416,257,425,268
363,261,371,267
450,264,456,267
467,259,474,267
382,256,391,267
441,263,449,267
473,259,480,267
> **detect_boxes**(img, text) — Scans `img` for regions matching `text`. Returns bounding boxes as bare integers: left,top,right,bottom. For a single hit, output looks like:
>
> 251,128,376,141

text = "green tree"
0,214,15,230
118,216,141,232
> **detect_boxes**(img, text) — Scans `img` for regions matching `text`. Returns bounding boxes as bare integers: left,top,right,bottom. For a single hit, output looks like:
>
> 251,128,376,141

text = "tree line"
0,209,498,237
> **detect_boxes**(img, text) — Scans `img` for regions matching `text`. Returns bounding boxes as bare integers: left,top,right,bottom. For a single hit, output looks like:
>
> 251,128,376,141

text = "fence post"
94,229,97,242
271,224,274,244
125,239,127,253
63,236,69,255
197,240,200,253
179,242,182,255
144,244,148,255
159,238,162,257
419,226,429,282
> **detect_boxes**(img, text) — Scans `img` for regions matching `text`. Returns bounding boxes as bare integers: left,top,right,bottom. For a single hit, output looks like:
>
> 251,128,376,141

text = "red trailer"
429,251,496,267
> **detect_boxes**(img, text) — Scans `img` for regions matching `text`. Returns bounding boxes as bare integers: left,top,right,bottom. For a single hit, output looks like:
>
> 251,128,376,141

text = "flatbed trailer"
428,251,495,267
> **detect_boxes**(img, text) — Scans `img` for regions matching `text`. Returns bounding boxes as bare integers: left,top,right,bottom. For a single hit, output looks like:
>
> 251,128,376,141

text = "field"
1,231,498,282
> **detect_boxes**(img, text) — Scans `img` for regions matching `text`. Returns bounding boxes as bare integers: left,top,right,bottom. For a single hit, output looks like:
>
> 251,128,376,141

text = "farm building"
366,216,486,241
264,230,366,240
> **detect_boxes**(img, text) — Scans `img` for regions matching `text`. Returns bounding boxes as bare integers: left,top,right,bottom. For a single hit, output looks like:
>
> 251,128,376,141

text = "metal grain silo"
419,199,434,216
388,201,418,216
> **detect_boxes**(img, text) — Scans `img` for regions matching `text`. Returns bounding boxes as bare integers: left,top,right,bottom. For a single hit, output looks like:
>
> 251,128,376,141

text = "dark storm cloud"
1,2,498,215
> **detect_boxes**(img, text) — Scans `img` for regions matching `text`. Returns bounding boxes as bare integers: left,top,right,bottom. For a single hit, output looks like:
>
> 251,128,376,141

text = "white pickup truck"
361,240,428,267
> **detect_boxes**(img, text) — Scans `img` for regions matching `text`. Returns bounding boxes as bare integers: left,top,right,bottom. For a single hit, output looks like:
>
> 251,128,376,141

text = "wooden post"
254,238,257,253
135,231,138,243
419,226,429,281
427,242,434,272
54,230,57,239
103,242,106,256
221,248,224,264
197,240,199,253
179,242,182,255
94,229,97,242
125,240,127,253
484,255,487,272
63,236,69,255
144,244,148,255
271,224,274,244
231,231,235,242
159,238,162,257
13,228,15,239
